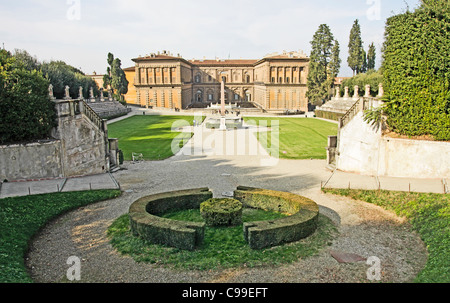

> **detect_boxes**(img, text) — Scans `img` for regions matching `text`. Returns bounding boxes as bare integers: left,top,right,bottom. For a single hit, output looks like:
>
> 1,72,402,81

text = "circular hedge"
200,198,243,226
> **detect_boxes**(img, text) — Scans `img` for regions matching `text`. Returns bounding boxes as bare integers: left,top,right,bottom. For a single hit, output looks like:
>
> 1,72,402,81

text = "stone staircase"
86,101,131,119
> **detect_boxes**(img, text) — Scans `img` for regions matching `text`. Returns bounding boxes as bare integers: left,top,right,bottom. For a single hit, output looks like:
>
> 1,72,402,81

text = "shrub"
0,50,57,144
200,198,243,226
382,3,450,140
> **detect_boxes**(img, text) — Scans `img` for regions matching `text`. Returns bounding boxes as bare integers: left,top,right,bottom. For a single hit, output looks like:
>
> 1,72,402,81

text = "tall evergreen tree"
103,52,128,102
329,40,341,79
348,19,364,76
306,24,340,105
367,43,376,71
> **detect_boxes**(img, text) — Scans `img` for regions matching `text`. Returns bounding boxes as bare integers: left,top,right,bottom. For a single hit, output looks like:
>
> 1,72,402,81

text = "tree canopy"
306,24,341,105
0,50,57,144
347,19,365,76
103,53,128,102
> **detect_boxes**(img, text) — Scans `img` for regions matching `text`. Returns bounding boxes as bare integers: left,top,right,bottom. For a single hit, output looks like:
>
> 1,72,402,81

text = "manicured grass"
243,117,338,159
322,188,450,283
0,190,122,283
107,209,337,270
107,115,203,161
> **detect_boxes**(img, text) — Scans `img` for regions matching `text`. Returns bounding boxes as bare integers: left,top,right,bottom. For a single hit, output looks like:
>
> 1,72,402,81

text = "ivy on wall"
382,3,450,141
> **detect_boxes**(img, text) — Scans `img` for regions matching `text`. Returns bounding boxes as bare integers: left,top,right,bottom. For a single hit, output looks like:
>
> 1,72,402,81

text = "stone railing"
50,85,106,133
337,83,384,129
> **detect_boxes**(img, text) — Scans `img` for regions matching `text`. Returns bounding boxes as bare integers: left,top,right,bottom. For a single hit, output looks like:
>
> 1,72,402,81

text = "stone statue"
79,86,84,100
100,88,104,101
365,85,371,97
353,86,359,98
64,86,71,100
48,84,55,100
89,87,94,99
344,86,349,99
108,89,112,101
335,86,340,98
378,83,384,97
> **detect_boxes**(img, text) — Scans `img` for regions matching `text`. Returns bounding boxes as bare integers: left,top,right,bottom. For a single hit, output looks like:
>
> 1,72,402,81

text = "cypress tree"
367,43,376,71
306,24,340,105
348,19,364,76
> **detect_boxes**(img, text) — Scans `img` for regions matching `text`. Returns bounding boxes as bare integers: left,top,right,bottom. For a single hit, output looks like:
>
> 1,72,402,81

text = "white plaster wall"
379,138,450,179
337,111,381,175
337,112,450,179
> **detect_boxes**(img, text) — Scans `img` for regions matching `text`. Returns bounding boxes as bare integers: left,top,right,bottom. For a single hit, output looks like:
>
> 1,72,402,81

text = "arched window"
196,89,203,102
195,74,201,83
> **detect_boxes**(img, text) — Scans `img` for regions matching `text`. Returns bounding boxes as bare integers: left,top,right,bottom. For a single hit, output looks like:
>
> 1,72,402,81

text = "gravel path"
26,122,428,283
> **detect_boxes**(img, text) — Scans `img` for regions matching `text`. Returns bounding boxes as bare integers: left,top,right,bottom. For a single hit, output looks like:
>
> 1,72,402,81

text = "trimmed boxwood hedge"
128,188,213,251
200,198,243,226
234,186,320,250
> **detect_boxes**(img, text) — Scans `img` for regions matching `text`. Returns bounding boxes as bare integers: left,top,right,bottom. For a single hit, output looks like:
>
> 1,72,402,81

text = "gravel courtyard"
26,121,428,283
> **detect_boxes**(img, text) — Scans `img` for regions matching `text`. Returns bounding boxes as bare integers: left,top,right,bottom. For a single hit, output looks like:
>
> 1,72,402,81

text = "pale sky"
0,0,421,77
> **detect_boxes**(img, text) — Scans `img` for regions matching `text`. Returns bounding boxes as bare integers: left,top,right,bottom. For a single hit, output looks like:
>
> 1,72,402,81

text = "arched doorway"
195,89,203,102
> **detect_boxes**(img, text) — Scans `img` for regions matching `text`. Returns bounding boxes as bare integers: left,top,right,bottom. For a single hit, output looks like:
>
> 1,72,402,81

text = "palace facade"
123,50,310,112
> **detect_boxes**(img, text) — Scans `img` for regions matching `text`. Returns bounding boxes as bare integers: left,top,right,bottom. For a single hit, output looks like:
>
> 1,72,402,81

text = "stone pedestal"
219,117,227,131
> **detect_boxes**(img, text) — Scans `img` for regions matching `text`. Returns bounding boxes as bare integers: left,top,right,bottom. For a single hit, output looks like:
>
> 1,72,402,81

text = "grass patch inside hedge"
0,190,122,283
108,208,337,270
322,188,450,283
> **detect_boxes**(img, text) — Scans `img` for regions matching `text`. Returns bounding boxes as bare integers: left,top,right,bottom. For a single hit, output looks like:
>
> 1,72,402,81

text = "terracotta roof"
123,66,135,72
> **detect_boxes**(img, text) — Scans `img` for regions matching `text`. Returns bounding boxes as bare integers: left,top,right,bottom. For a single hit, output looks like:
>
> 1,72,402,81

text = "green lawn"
243,117,338,159
108,115,203,161
0,190,122,283
322,188,450,283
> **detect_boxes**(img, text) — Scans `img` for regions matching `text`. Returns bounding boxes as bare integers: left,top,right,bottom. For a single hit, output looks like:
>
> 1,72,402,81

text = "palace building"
122,50,310,112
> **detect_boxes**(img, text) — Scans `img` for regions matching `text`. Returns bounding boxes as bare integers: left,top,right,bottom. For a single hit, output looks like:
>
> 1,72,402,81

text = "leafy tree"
40,61,98,99
307,24,340,105
340,69,383,97
13,49,40,72
367,43,376,71
103,53,129,102
0,50,56,144
348,19,365,76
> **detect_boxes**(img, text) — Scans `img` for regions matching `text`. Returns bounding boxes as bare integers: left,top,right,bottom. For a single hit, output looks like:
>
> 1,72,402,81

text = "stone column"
221,80,225,116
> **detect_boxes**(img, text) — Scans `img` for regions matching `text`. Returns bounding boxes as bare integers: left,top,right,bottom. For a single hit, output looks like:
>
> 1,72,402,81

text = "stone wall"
0,96,110,181
336,111,450,179
0,140,63,181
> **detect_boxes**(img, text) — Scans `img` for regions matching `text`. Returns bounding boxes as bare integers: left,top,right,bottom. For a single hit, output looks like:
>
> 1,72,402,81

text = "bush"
339,70,383,97
382,3,450,140
200,198,243,226
0,50,57,145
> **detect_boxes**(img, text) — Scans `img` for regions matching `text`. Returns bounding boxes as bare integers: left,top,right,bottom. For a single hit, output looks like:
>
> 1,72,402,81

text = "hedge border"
234,186,320,250
128,188,213,251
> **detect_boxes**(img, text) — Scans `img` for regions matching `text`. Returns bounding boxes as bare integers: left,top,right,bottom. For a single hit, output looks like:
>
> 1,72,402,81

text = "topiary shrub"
200,198,243,227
